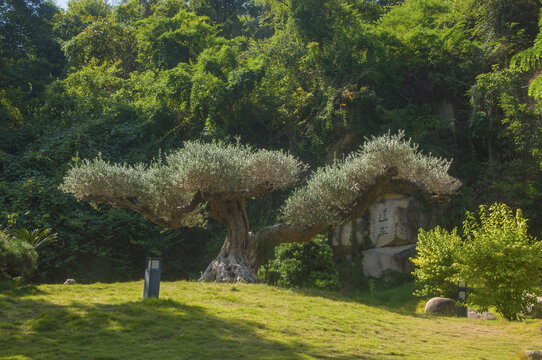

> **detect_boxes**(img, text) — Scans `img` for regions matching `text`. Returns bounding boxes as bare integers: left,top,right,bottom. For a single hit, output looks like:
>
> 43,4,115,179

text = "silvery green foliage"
282,131,460,227
165,141,304,194
60,156,203,227
61,141,303,228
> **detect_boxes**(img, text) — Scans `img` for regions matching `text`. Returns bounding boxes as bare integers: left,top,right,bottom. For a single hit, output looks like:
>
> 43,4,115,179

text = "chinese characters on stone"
377,207,389,238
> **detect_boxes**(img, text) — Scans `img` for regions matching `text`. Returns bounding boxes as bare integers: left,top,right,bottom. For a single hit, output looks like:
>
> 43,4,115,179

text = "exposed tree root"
199,253,258,283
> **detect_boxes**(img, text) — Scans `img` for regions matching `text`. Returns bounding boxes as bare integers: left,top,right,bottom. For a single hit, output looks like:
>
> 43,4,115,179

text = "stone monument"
331,193,434,278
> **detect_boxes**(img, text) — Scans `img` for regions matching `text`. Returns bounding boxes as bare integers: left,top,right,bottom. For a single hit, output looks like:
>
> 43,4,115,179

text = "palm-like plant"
9,228,57,249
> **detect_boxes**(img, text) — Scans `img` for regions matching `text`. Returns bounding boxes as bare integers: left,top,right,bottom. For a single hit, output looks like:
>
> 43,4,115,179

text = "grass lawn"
0,281,540,359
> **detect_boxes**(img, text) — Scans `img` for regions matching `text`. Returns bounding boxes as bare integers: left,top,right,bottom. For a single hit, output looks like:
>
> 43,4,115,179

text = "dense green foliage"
258,235,341,290
0,230,38,280
412,226,462,299
2,0,542,282
461,204,542,320
413,203,542,320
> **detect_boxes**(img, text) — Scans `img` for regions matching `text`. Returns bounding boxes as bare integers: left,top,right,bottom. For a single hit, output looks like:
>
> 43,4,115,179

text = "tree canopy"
282,132,460,227
61,141,303,229
62,132,459,282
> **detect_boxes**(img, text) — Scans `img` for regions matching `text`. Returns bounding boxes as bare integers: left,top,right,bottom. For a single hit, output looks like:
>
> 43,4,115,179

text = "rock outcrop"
361,244,416,278
332,193,436,278
526,294,542,318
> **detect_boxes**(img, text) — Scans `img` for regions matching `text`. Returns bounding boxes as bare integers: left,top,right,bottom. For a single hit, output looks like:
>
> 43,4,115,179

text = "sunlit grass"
0,281,540,359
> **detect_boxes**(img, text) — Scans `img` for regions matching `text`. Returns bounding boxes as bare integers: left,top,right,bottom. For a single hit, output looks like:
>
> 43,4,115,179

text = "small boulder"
525,350,542,360
467,308,496,320
63,279,76,285
424,297,456,316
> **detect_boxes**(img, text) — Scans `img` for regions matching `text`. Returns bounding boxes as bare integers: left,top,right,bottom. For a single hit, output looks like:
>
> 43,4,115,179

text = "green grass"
0,281,540,359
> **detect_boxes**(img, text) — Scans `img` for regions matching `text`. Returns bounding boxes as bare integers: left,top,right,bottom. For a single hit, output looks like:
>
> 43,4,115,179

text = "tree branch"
255,223,328,248
80,194,173,228
201,183,276,203
81,191,204,229
170,191,204,228
254,166,451,248
382,179,451,204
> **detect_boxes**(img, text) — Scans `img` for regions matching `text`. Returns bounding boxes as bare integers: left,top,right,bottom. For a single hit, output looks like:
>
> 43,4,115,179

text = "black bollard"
143,257,161,299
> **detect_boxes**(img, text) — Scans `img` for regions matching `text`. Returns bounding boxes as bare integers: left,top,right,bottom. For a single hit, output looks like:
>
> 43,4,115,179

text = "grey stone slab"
361,244,416,278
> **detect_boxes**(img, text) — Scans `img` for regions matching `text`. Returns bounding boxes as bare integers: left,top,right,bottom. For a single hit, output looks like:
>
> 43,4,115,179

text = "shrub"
412,226,462,298
413,203,542,320
460,204,542,320
258,235,341,291
0,230,38,280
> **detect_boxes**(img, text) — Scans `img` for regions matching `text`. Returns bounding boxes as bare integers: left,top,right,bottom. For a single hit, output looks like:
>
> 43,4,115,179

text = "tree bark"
199,199,261,282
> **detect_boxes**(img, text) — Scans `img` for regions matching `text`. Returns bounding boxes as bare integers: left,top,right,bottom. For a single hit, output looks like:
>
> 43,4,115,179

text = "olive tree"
61,132,460,282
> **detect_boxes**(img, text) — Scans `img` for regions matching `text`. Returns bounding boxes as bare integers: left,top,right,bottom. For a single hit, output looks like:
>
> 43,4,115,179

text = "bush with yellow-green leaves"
413,203,542,320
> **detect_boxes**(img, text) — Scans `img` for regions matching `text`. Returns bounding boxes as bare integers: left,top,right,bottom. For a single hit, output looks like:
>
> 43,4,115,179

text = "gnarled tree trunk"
199,199,261,282
198,197,329,282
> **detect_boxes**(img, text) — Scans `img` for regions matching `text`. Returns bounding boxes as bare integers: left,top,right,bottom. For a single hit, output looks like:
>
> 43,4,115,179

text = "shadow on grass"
291,282,425,317
0,280,45,297
0,296,278,359
0,293,388,360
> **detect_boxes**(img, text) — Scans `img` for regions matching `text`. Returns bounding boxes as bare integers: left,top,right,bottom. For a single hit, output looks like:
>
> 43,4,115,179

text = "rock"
331,194,434,253
331,219,367,256
331,193,440,267
63,279,76,285
369,196,413,248
369,194,428,248
424,297,456,315
468,308,496,320
525,350,542,360
362,244,416,278
525,294,542,318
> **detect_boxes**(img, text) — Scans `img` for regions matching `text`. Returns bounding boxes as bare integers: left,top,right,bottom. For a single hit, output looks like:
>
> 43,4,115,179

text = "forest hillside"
1,0,541,282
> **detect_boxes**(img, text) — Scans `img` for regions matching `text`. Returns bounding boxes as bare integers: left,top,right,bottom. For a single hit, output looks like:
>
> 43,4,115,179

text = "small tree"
413,203,542,320
61,132,460,282
412,226,462,298
462,204,542,320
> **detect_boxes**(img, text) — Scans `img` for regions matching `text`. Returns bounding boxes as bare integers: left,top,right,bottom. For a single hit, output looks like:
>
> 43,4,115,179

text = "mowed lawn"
0,281,540,359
